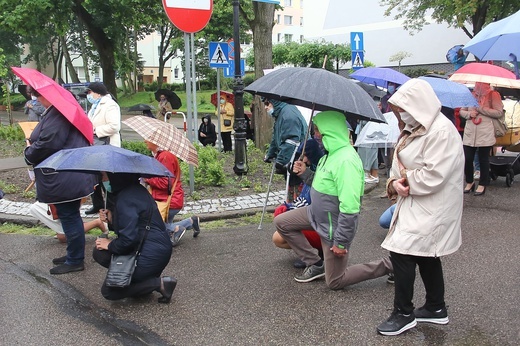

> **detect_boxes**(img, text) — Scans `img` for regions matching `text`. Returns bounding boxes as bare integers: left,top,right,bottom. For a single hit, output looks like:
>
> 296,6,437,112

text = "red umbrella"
449,63,520,89
211,91,234,107
12,67,93,144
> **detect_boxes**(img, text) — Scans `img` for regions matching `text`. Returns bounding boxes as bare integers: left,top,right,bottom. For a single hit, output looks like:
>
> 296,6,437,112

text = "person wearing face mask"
262,98,307,175
459,82,504,196
198,114,217,146
215,95,234,152
24,94,46,121
377,79,463,336
93,172,176,304
84,82,122,215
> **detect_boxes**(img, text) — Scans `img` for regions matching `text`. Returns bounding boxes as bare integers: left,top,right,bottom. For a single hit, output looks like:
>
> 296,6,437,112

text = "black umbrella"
244,67,385,123
354,81,387,99
18,85,30,100
154,89,182,109
128,103,155,112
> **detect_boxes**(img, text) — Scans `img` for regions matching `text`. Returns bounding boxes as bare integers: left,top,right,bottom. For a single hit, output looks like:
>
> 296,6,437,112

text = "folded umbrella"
350,67,411,88
123,115,198,167
12,67,93,144
244,67,385,123
35,145,173,178
418,76,478,108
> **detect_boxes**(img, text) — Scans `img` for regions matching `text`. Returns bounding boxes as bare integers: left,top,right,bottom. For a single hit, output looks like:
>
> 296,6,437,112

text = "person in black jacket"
93,172,176,303
198,114,217,146
24,87,96,275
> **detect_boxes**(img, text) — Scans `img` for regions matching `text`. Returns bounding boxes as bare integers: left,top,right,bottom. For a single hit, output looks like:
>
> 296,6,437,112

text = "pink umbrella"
12,67,93,144
449,63,520,89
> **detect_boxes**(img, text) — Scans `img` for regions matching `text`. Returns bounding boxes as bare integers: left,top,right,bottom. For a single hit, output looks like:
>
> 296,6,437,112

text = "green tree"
380,0,520,38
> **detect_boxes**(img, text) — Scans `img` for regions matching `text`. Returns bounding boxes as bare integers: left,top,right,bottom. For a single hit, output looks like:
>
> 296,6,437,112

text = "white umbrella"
354,112,399,149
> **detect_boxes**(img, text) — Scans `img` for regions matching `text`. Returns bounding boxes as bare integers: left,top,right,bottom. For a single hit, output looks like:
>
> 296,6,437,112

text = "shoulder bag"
105,214,152,288
492,110,508,137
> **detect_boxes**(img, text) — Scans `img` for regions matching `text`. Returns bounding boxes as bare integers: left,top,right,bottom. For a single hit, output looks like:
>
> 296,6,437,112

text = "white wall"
304,0,472,67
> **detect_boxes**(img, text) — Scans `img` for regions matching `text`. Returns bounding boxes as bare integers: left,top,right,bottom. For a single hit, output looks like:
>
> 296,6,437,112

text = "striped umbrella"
123,116,198,167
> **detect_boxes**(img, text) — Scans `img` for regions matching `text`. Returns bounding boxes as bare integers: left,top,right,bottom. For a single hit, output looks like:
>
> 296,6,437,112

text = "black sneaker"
191,216,201,238
414,306,449,325
377,311,417,336
52,255,67,265
387,273,395,284
49,263,85,275
294,264,325,283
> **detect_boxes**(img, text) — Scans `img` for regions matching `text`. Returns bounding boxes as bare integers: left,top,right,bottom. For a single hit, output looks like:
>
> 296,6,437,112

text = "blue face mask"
387,85,396,94
102,181,112,193
267,108,274,117
220,99,225,104
87,94,96,104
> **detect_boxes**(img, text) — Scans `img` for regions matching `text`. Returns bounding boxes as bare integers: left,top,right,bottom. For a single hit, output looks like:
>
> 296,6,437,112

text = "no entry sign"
162,0,213,33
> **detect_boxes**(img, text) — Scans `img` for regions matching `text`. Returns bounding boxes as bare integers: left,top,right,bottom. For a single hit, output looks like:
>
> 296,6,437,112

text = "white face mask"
267,108,274,117
31,96,37,101
400,111,420,127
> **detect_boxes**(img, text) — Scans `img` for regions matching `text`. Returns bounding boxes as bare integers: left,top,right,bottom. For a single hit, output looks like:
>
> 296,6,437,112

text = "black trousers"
92,247,161,301
221,131,232,152
390,252,446,314
464,145,492,186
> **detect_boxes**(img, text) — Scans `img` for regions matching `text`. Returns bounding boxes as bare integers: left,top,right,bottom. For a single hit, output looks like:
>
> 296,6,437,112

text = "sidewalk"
0,155,378,225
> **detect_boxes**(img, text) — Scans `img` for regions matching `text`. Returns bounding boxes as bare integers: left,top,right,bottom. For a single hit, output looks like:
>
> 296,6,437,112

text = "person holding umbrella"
157,93,173,120
23,85,97,275
93,172,176,303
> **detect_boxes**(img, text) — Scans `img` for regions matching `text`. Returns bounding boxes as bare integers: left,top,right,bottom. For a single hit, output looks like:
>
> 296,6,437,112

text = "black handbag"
105,214,151,288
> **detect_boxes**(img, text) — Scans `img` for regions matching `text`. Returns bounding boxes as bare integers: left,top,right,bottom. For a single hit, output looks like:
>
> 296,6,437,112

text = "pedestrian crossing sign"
352,51,364,70
209,42,229,68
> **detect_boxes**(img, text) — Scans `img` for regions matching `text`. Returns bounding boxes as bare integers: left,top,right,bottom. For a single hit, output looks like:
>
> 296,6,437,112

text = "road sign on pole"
209,42,229,68
350,31,364,71
162,0,213,33
223,59,245,78
352,51,364,70
350,32,364,51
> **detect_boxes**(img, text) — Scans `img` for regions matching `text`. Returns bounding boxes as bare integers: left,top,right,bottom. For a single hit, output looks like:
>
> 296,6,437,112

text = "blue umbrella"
350,67,411,88
418,76,478,109
463,9,520,77
36,145,172,178
446,44,465,63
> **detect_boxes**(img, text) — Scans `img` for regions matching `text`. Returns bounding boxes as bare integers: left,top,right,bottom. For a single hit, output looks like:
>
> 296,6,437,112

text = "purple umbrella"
350,67,410,88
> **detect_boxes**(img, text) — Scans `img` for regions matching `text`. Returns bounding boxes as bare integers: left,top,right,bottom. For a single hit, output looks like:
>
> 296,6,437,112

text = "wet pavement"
0,181,519,345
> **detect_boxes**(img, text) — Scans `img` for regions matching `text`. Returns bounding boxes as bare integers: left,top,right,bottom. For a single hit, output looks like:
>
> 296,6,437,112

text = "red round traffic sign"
162,0,213,33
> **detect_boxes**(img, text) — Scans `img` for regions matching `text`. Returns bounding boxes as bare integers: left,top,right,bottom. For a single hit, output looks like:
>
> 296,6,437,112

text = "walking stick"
258,160,276,230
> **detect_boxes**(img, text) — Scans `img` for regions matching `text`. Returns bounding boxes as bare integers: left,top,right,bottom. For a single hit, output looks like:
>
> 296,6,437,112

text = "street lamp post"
232,0,248,175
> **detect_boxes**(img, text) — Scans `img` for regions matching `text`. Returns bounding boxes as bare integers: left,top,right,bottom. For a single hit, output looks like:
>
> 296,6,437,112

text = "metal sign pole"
216,70,222,151
184,32,195,193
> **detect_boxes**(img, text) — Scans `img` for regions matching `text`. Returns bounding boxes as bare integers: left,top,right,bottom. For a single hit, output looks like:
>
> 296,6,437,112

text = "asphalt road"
1,182,519,345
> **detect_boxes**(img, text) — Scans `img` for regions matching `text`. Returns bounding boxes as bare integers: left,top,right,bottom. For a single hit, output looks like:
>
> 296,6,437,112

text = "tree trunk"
61,35,80,83
246,3,275,150
72,1,118,99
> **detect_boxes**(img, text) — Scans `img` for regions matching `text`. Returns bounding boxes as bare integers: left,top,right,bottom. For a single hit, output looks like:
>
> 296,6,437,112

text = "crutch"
258,160,277,230
284,141,300,202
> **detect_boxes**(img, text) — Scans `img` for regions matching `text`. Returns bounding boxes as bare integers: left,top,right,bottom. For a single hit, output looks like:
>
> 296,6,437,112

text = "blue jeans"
166,208,192,233
379,204,396,229
54,200,85,265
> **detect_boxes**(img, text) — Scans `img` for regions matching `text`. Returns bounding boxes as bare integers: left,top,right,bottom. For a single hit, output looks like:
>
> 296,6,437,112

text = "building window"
284,34,293,42
300,35,304,43
277,14,281,24
300,17,303,26
174,67,179,79
284,0,292,6
277,33,282,42
284,15,293,25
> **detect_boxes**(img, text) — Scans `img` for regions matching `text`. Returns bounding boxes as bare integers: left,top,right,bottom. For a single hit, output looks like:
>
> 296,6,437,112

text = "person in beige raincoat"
459,82,504,196
376,79,464,336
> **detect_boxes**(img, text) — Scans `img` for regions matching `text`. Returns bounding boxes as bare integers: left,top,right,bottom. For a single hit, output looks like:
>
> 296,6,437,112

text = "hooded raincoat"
383,79,463,257
308,111,365,249
198,114,217,146
266,100,308,165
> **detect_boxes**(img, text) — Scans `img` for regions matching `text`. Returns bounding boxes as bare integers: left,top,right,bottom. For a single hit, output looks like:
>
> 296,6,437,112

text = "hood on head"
312,111,350,153
106,173,140,194
269,99,288,117
202,114,212,123
388,78,441,130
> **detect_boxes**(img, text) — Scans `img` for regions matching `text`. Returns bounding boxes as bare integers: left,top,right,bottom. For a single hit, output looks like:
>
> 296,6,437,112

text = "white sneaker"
365,175,379,184
474,171,480,180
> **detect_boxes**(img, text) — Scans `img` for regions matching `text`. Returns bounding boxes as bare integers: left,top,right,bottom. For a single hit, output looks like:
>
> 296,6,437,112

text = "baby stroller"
489,151,520,187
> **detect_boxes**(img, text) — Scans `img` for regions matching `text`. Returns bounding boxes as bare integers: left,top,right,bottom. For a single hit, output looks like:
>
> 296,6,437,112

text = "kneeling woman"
93,172,176,303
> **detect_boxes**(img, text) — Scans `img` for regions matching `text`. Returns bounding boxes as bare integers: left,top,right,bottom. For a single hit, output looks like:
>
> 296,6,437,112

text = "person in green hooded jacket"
274,110,393,287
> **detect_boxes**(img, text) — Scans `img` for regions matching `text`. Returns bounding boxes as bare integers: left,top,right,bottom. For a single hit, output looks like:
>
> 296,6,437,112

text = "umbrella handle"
472,117,482,125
